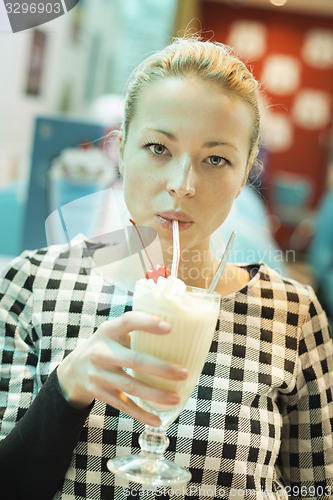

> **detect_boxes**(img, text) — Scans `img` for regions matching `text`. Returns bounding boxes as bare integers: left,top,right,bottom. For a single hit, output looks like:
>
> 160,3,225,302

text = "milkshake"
131,275,220,425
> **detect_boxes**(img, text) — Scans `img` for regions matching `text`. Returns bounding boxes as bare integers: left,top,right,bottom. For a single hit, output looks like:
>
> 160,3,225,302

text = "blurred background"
0,0,332,324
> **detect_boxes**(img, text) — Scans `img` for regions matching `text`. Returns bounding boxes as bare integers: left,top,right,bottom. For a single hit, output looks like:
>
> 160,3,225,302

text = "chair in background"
20,115,106,252
0,181,25,256
272,172,313,227
210,184,287,276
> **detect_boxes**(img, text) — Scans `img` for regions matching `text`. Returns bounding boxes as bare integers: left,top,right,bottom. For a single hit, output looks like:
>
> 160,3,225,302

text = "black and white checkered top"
1,235,333,500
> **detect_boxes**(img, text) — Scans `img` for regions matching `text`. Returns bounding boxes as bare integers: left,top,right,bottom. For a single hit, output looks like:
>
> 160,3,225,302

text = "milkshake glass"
107,275,220,487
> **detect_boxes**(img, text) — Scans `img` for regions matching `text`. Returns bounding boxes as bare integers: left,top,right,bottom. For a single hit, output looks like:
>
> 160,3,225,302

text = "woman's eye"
207,155,229,167
146,143,167,155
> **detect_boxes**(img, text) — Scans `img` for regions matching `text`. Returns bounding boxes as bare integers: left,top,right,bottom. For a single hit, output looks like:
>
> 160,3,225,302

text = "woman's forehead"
128,77,254,143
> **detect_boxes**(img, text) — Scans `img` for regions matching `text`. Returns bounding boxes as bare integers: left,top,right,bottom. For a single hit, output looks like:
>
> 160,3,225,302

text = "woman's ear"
235,171,248,199
118,133,124,177
235,157,253,198
235,184,244,200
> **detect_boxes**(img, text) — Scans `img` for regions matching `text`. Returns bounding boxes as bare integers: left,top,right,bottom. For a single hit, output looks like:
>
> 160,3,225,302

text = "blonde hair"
122,36,261,174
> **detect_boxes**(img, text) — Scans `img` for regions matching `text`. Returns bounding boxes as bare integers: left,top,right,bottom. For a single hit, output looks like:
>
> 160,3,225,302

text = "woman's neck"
163,245,251,295
163,246,217,290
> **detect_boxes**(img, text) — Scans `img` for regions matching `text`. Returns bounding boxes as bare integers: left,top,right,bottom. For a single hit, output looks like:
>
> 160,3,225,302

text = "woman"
1,37,333,499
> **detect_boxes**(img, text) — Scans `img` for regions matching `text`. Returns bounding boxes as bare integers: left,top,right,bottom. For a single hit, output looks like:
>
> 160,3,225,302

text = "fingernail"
158,321,171,332
150,416,162,427
168,393,180,404
177,368,188,379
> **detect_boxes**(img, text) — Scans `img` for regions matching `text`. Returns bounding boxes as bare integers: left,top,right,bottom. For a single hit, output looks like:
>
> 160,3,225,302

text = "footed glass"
107,284,220,487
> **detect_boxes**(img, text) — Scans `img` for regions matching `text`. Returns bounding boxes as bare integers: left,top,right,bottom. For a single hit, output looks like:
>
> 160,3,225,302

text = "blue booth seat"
0,181,26,257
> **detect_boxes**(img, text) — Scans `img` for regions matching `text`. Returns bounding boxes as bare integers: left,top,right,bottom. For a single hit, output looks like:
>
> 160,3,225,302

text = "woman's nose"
166,159,196,198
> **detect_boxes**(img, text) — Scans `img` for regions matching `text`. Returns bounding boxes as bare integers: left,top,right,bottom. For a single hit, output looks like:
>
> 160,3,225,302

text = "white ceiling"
205,0,333,17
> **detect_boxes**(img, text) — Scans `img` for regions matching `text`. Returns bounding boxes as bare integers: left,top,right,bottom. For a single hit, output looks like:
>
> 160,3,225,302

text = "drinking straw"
208,231,236,294
171,220,180,277
129,219,151,273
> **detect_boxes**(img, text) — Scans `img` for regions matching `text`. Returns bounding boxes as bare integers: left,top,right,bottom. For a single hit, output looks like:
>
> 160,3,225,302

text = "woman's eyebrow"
203,140,238,151
144,127,176,140
144,127,238,151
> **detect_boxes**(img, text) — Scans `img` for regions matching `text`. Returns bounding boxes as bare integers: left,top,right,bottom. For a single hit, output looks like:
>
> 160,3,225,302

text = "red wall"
201,1,333,245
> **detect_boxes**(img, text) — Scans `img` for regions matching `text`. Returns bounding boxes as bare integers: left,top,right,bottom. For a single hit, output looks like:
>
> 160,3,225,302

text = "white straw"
208,231,236,293
171,220,180,277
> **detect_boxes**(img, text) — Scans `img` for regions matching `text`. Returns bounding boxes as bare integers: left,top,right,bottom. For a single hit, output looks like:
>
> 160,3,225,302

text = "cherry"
145,264,170,282
130,219,170,283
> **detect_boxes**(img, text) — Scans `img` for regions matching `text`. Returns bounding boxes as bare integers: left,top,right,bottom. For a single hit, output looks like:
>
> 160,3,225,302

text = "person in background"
0,36,332,500
308,187,333,326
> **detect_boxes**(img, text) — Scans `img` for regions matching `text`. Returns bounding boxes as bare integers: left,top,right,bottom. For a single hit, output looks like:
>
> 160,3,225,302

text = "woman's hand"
56,311,187,426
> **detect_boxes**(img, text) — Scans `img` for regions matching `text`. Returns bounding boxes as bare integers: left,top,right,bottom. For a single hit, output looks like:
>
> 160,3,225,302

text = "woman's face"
120,76,254,253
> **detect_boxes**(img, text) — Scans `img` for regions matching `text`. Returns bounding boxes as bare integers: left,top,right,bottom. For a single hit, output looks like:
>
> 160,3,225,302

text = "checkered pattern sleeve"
0,251,95,499
278,287,333,499
0,252,37,436
0,368,93,500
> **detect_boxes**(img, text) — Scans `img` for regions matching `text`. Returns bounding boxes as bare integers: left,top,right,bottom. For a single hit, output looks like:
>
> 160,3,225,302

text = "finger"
91,341,188,381
89,369,181,406
91,386,162,427
99,311,171,341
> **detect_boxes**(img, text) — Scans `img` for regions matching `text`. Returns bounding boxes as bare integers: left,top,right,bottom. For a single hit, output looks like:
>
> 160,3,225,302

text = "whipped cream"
137,275,186,297
133,275,215,317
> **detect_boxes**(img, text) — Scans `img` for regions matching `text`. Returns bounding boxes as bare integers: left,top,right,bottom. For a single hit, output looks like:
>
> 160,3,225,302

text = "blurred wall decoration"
0,0,179,188
202,1,333,248
25,29,47,96
108,0,178,93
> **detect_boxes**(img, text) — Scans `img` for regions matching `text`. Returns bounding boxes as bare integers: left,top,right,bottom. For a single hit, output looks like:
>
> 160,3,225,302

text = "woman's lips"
156,211,194,231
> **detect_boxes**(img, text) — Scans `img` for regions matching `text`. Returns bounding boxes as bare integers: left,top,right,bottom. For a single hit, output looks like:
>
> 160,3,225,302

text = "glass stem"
139,426,169,460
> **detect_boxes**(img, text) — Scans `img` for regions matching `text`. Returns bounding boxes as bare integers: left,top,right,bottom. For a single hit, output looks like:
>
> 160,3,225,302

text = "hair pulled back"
122,36,261,173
